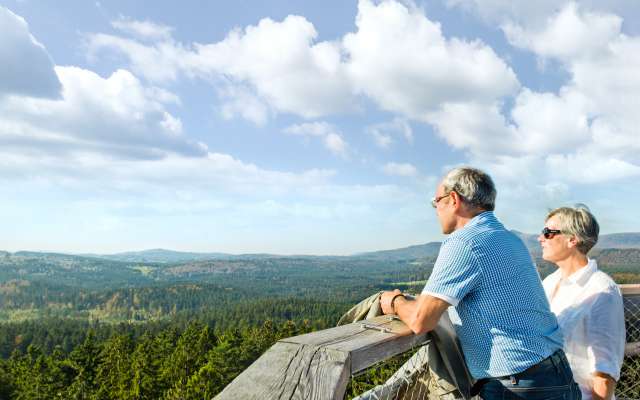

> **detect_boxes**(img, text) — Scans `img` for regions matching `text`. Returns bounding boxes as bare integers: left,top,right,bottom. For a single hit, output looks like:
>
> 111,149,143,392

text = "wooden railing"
215,315,426,400
216,284,640,400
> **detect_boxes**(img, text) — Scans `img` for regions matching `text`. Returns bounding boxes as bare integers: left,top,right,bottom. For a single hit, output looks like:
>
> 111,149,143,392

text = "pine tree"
94,334,133,400
65,330,101,399
0,358,14,399
129,334,161,400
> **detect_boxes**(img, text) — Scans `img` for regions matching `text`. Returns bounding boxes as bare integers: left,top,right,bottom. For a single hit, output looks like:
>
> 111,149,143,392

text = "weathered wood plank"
214,341,351,400
215,317,428,400
621,284,640,296
625,341,640,357
284,316,414,350
282,316,428,373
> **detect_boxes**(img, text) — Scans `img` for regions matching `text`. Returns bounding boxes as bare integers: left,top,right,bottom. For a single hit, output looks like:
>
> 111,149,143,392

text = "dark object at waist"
470,349,568,396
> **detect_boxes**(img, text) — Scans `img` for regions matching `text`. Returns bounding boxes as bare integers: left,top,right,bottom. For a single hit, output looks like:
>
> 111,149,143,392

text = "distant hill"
597,233,640,249
355,242,442,261
354,232,640,263
82,248,235,263
593,248,640,267
0,231,640,278
511,231,542,256
511,232,640,255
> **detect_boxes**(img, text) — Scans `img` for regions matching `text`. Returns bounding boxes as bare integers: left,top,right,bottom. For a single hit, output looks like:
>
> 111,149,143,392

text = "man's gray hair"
546,204,599,255
441,167,496,211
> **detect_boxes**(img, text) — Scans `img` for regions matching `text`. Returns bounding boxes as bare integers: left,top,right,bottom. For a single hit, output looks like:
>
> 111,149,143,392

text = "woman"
539,205,625,400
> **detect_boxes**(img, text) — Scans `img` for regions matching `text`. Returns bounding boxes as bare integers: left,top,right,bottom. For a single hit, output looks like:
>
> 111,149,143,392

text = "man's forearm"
393,294,449,334
393,296,420,331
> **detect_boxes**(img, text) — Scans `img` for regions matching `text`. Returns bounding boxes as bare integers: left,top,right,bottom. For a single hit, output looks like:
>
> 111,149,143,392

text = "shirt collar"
565,258,598,286
474,210,495,222
451,211,495,237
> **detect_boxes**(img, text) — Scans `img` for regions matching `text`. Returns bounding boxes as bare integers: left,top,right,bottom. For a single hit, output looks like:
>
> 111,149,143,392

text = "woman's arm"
586,289,625,400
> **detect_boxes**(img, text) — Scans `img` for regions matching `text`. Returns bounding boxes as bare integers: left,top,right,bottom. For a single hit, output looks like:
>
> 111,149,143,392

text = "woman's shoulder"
586,269,622,298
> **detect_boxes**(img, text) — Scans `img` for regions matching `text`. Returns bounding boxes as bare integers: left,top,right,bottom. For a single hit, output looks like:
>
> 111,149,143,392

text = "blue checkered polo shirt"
423,211,563,379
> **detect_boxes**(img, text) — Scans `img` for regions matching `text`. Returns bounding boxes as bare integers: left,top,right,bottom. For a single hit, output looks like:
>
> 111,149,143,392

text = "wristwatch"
390,293,405,313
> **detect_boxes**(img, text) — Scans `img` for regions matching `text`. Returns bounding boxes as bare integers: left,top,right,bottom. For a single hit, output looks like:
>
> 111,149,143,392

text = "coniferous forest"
1,238,639,399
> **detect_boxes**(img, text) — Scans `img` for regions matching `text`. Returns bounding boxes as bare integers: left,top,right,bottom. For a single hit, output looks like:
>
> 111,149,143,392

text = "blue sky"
1,0,639,255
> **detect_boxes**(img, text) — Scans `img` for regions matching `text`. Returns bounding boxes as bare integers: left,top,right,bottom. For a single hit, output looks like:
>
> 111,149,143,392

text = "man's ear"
449,191,461,209
566,235,579,248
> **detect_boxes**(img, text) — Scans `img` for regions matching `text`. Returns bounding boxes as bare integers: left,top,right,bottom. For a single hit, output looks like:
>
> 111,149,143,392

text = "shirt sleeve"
422,238,480,307
586,289,626,381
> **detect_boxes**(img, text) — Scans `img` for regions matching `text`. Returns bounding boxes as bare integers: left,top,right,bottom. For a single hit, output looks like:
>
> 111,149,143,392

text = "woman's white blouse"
542,259,625,400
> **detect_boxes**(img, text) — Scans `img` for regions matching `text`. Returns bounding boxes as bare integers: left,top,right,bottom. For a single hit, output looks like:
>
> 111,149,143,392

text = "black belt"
470,350,564,397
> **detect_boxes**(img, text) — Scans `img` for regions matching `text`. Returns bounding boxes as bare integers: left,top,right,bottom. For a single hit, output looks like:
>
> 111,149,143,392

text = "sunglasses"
541,227,563,239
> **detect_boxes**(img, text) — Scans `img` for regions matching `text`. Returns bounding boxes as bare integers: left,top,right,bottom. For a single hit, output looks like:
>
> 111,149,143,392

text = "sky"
1,0,639,255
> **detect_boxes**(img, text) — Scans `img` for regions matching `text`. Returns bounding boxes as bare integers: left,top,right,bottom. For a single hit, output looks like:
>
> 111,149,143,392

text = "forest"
0,238,639,399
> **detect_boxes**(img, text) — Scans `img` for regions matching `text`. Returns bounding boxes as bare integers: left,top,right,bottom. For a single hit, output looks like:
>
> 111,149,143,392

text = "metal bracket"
359,322,391,333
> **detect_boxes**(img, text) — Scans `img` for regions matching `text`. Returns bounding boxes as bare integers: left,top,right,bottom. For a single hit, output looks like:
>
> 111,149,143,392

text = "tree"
65,330,101,399
94,334,133,400
129,334,161,400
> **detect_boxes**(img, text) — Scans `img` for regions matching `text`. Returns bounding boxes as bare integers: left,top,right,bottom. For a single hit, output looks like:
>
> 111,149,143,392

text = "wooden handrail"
620,284,640,296
214,315,428,400
216,285,640,400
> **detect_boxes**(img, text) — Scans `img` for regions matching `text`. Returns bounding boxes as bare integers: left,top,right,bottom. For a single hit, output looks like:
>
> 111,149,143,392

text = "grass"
390,280,427,286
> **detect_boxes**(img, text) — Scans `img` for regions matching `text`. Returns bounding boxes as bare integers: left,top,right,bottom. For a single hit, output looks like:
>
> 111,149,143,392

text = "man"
380,167,581,399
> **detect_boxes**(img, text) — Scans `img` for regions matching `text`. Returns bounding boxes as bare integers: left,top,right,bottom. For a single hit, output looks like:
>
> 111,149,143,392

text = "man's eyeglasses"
431,192,451,208
541,227,563,239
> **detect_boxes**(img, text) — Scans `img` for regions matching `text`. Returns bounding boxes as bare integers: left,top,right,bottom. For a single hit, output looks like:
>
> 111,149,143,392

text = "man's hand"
380,289,403,315
381,291,451,334
592,372,616,400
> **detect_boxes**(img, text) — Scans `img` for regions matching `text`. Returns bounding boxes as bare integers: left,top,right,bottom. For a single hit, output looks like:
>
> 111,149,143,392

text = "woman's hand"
592,372,616,400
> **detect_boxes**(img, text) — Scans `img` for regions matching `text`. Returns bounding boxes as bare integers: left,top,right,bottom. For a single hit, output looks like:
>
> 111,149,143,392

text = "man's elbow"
408,319,436,335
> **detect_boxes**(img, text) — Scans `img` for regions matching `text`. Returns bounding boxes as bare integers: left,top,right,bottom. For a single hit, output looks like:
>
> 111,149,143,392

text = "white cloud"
192,16,355,119
503,3,622,61
545,152,640,184
0,147,338,198
508,88,591,155
426,101,515,155
86,33,188,82
89,15,355,119
447,0,639,35
343,0,519,120
382,162,418,177
426,2,640,186
80,0,640,182
218,83,270,125
111,16,174,41
284,121,348,157
284,121,334,137
366,118,413,148
0,66,206,160
0,6,61,98
87,0,519,126
324,133,347,157
445,0,561,27
541,182,570,202
0,7,357,214
368,129,392,148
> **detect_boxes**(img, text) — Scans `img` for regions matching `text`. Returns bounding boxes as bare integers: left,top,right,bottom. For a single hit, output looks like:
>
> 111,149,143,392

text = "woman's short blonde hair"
546,204,599,255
